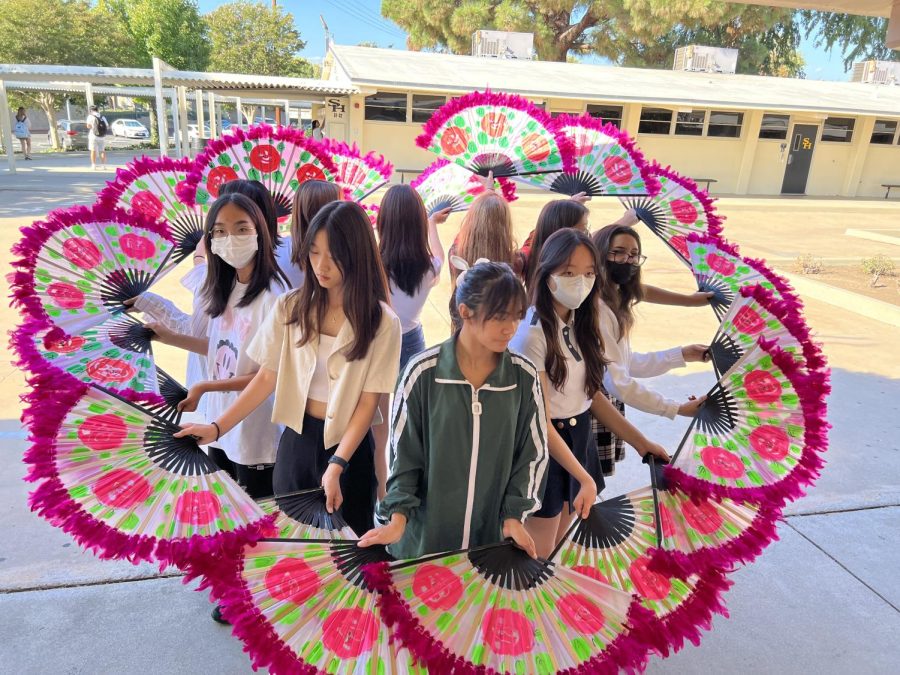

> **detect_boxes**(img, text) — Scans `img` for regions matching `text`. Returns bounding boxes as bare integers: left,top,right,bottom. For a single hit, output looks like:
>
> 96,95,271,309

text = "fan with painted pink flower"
315,138,393,202
410,158,517,216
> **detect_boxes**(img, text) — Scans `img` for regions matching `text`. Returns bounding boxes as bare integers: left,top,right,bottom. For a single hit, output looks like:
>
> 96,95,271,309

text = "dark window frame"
674,109,706,136
821,116,856,143
638,107,674,135
410,94,446,124
364,90,408,123
707,110,744,138
585,104,624,129
759,113,790,140
870,119,898,145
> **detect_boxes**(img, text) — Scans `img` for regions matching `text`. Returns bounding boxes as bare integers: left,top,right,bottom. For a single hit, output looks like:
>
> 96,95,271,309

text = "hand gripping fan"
257,488,358,540
410,158,518,216
10,204,177,337
665,338,830,507
620,164,724,264
709,284,826,379
526,114,660,197
98,155,206,265
415,90,576,179
16,320,187,412
365,540,652,674
22,379,271,566
188,538,423,675
177,124,340,220
316,138,393,202
551,491,734,657
686,235,795,321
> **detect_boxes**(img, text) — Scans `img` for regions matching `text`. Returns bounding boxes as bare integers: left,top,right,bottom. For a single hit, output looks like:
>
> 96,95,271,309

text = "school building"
319,45,900,199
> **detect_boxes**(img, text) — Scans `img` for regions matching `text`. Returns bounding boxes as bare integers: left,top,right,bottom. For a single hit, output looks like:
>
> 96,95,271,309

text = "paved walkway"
1,152,898,674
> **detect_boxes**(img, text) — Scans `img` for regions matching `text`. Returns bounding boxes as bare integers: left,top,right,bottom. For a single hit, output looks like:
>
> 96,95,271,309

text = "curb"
778,270,900,328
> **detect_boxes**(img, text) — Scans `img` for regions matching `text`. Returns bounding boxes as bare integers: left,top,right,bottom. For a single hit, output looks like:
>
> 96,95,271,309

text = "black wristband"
327,455,349,472
211,421,221,442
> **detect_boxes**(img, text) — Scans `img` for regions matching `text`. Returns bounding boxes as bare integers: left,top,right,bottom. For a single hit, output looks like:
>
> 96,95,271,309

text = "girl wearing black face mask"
591,224,710,476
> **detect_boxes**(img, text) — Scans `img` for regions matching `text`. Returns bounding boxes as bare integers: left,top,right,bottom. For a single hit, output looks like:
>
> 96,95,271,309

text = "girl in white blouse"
177,201,401,536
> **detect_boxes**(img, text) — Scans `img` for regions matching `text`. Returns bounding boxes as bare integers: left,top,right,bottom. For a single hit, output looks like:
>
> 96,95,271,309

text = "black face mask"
608,261,638,285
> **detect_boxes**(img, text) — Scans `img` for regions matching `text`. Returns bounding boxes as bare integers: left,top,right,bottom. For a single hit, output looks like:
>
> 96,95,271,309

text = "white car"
111,119,150,139
187,124,211,141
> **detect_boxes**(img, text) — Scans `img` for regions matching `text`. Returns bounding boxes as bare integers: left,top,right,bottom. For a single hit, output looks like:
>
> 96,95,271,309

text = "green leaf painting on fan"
687,239,774,320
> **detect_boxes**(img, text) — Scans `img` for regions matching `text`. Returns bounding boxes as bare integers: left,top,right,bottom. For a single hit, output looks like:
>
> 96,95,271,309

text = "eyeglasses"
607,252,647,266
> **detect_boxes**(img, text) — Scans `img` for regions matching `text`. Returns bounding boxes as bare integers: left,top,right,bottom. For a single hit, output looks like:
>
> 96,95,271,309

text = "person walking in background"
13,107,32,160
86,105,109,170
311,119,325,141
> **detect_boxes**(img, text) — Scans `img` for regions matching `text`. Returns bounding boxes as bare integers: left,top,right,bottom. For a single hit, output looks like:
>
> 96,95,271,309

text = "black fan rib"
272,192,293,220
426,196,461,216
570,495,637,552
620,197,666,237
695,382,739,436
709,332,744,379
468,541,554,591
169,212,205,265
143,418,218,475
269,488,352,533
106,316,154,354
549,171,604,197
100,269,154,313
329,540,394,588
471,154,516,178
696,276,734,320
156,368,188,419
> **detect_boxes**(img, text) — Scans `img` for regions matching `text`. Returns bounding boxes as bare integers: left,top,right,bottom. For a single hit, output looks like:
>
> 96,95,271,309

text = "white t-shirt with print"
206,279,286,465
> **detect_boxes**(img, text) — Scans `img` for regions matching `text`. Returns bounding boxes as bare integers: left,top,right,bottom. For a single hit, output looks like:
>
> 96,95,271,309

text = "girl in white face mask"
509,228,671,558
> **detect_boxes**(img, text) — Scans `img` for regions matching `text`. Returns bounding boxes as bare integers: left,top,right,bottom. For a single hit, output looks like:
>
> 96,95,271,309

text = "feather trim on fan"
97,155,205,265
523,113,660,196
410,158,518,215
415,89,576,178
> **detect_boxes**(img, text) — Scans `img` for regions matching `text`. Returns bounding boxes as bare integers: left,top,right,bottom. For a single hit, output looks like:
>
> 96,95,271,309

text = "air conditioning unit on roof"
472,30,535,60
851,60,900,85
673,45,738,74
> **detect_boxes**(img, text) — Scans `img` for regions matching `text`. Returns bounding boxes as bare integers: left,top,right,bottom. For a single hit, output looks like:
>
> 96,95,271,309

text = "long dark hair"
525,199,588,290
453,261,526,333
531,228,606,397
219,179,281,248
201,193,285,318
290,180,342,265
592,224,644,341
377,184,434,296
286,201,389,361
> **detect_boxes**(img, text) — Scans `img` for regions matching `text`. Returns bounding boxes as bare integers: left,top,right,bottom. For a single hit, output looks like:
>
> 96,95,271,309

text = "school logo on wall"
327,98,347,120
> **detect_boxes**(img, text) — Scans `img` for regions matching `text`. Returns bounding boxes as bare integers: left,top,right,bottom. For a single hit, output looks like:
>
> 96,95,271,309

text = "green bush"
795,254,825,275
861,254,896,287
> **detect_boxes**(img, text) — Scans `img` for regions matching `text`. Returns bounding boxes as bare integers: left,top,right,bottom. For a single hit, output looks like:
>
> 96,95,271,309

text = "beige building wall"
858,146,900,198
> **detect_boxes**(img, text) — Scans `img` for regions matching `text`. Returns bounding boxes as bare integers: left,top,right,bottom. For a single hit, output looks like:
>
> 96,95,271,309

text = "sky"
197,0,855,81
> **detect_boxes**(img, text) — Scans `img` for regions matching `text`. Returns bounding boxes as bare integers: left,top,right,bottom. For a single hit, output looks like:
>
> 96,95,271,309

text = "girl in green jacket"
358,260,550,558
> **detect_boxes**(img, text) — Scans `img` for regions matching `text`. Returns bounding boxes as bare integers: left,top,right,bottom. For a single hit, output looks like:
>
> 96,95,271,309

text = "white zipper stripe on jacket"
389,353,440,473
460,383,480,548
511,355,551,517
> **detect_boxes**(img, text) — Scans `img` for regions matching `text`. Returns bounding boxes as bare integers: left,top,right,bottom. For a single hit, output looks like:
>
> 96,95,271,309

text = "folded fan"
10,204,176,337
257,487,357,540
525,113,659,196
23,380,270,565
187,538,422,675
366,540,650,674
410,158,518,216
621,165,723,265
177,124,340,220
665,338,830,506
98,156,206,264
415,90,576,178
709,284,825,379
552,485,743,656
316,138,393,202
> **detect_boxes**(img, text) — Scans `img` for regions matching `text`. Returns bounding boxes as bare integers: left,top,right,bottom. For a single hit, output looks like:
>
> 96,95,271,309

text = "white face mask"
210,234,258,269
549,274,595,310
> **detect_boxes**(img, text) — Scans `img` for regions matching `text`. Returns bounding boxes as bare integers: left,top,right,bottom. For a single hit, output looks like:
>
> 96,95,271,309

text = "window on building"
410,94,445,124
821,116,855,143
674,110,706,136
707,111,744,138
759,114,790,140
586,104,623,128
364,91,407,122
638,107,673,134
870,119,898,145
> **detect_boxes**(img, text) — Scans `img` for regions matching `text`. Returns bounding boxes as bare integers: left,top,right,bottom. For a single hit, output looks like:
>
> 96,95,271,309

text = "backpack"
92,113,108,137
13,118,28,139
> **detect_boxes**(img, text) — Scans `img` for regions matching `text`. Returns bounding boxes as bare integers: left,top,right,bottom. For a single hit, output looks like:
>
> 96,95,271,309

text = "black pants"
274,415,376,537
208,447,274,500
533,409,604,518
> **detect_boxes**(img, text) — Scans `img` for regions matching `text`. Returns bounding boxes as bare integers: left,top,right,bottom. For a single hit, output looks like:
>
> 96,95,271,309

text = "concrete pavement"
1,152,898,674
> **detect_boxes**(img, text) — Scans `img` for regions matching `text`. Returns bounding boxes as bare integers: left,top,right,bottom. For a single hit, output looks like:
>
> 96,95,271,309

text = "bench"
883,184,900,199
691,177,718,192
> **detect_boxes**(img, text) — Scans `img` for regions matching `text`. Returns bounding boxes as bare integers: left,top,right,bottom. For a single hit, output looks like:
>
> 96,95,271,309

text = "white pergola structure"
732,1,900,48
0,58,358,172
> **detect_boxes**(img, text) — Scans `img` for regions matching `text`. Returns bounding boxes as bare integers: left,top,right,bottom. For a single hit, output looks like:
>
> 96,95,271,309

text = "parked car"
187,123,211,141
111,119,150,139
50,120,89,150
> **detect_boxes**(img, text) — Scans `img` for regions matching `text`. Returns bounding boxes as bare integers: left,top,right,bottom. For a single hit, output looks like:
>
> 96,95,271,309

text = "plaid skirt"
591,389,626,477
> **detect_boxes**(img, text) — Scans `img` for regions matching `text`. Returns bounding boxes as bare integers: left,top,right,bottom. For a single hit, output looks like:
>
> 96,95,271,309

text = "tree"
801,12,899,71
206,1,316,78
0,0,136,148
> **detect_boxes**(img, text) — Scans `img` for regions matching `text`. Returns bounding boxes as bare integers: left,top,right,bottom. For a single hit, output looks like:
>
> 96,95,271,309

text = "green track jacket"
379,337,550,559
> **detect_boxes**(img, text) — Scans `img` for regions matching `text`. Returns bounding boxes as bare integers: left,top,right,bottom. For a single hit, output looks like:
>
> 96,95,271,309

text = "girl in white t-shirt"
176,201,401,537
510,228,671,558
151,193,288,498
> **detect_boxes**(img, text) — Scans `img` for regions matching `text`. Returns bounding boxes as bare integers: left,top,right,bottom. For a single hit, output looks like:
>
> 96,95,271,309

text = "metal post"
177,86,190,157
84,83,94,109
208,91,218,137
0,79,16,173
152,57,169,157
284,99,291,126
65,97,73,121
235,96,242,126
195,88,205,138
170,89,181,157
